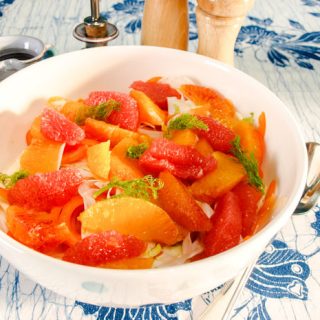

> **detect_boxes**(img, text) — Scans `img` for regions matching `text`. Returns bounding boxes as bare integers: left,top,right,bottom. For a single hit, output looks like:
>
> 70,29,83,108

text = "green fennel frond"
126,143,149,159
93,175,164,201
231,136,265,193
0,170,29,189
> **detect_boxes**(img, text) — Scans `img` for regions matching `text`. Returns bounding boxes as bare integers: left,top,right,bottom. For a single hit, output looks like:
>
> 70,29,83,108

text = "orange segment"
147,76,162,83
61,138,98,165
87,141,111,180
195,137,214,157
79,197,184,245
102,257,154,269
6,205,76,252
58,196,83,244
130,89,167,126
233,119,265,166
189,151,246,203
171,129,198,146
158,170,212,232
258,112,266,138
20,138,65,174
62,145,87,164
180,84,236,127
0,188,8,202
252,180,277,234
84,118,150,147
110,137,144,180
189,105,211,117
189,106,237,129
25,130,33,145
6,205,52,249
29,116,43,140
60,99,88,122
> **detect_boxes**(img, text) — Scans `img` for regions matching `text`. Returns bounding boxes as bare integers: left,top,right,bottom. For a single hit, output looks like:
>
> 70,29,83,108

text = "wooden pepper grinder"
141,0,189,50
196,0,255,65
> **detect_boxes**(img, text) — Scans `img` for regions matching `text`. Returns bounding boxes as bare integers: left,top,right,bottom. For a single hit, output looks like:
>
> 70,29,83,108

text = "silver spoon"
294,142,320,214
201,141,320,320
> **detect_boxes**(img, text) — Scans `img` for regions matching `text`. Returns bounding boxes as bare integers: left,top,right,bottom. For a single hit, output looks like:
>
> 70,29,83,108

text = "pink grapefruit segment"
40,108,85,146
8,168,83,211
63,230,147,267
139,138,216,180
130,80,181,110
85,91,139,131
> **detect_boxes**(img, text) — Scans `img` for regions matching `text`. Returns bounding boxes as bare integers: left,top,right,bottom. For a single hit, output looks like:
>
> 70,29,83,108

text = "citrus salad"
0,76,276,269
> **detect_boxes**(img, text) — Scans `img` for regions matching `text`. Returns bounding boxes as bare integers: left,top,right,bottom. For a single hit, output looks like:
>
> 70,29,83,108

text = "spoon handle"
200,254,259,320
294,142,320,214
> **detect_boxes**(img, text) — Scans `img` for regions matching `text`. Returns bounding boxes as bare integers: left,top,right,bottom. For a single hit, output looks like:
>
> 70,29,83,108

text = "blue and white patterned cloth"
0,0,319,319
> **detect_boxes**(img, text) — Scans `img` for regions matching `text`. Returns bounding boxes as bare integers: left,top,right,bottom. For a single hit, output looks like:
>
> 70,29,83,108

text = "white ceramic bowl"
0,46,308,306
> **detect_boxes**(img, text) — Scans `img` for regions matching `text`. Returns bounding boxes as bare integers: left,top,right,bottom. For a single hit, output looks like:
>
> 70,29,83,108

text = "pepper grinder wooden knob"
196,0,255,65
141,0,189,50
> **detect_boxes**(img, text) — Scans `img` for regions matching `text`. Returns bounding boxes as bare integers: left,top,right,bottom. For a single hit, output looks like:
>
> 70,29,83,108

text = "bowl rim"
0,45,309,278
0,34,47,62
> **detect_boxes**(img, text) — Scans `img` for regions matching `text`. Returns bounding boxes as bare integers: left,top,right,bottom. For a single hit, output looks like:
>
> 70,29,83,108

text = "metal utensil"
83,0,107,38
199,256,259,320
294,142,320,214
73,0,119,48
201,141,320,319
